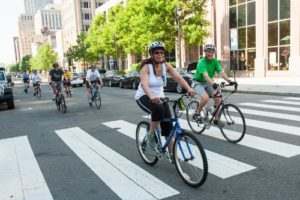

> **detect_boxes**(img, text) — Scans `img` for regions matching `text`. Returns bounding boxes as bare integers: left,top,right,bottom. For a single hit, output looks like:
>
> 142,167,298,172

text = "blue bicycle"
89,81,102,109
136,95,208,187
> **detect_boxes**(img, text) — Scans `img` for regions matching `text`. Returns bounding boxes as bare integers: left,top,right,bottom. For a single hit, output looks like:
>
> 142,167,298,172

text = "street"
0,84,300,200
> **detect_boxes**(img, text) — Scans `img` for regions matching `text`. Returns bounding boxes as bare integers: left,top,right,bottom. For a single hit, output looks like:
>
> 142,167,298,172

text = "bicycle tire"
56,96,60,111
60,95,67,113
37,88,41,99
94,91,101,109
136,121,158,166
186,100,205,134
218,103,246,143
173,131,208,187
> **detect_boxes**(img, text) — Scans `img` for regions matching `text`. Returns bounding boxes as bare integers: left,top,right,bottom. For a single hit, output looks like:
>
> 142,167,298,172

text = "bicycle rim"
136,121,158,166
60,95,67,113
219,104,246,143
94,92,101,109
186,100,205,134
174,132,208,187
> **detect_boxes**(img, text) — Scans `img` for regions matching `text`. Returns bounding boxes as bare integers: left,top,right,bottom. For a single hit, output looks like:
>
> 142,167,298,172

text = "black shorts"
63,79,71,86
136,95,172,136
33,82,40,87
86,80,100,89
23,79,29,83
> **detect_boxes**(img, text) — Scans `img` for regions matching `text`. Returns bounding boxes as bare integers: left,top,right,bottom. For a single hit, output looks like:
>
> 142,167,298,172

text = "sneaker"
88,99,92,106
146,132,156,149
33,93,36,96
213,120,224,127
52,95,56,101
193,114,203,123
169,153,175,164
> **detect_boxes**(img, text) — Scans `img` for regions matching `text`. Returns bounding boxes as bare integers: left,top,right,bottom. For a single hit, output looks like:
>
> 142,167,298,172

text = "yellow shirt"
64,71,72,79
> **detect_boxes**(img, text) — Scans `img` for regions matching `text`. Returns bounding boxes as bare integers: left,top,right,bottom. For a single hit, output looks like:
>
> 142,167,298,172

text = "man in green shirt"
193,44,232,125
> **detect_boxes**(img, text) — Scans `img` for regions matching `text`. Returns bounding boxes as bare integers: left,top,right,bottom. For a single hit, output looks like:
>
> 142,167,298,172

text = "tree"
20,55,32,72
30,43,57,71
65,46,77,67
9,63,19,73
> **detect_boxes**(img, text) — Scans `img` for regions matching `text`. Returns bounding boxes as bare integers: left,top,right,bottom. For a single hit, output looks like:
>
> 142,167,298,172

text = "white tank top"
135,63,167,100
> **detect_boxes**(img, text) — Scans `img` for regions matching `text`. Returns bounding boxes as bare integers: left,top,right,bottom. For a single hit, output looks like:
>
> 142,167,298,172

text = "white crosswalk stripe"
103,120,256,179
262,99,300,106
238,108,300,121
239,103,300,112
55,127,179,200
0,136,53,200
284,97,300,101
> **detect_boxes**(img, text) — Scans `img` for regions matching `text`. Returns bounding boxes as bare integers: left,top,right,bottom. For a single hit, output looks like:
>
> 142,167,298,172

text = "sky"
0,0,60,65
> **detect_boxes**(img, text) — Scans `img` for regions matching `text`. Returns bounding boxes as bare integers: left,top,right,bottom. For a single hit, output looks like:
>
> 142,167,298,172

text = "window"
229,0,256,71
267,0,290,71
82,13,92,20
81,1,90,8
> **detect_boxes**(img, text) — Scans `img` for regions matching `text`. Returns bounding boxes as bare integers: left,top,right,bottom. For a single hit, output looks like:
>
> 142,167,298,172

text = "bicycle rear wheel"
136,121,158,166
60,95,67,113
218,103,246,143
94,91,101,109
186,100,205,134
56,96,60,111
173,131,208,187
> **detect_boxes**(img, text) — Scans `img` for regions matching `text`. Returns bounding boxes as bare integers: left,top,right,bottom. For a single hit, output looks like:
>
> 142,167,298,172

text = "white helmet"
204,44,216,52
148,41,166,54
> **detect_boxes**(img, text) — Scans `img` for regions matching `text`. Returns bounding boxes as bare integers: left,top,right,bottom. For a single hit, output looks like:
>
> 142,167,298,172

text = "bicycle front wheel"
173,131,208,187
186,100,205,134
136,121,158,166
94,91,101,109
60,95,67,113
218,103,246,143
37,88,41,99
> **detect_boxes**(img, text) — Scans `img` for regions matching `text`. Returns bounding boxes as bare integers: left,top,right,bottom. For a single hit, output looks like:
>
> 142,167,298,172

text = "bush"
130,63,140,72
115,70,125,75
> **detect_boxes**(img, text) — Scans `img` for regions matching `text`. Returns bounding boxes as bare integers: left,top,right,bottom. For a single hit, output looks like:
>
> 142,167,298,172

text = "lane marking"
0,136,53,200
239,103,300,113
103,120,255,179
262,99,300,106
284,97,300,101
55,127,179,200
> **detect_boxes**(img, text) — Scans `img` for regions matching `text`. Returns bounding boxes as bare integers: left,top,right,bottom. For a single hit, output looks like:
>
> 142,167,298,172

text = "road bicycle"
136,95,208,187
34,82,41,99
53,82,67,113
24,80,29,93
64,80,72,98
89,81,102,109
186,82,246,143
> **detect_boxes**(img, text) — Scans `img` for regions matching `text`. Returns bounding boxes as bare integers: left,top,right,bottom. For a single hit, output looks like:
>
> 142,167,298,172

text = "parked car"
71,72,84,87
165,68,193,93
119,70,140,89
0,67,14,109
79,72,86,84
102,70,123,87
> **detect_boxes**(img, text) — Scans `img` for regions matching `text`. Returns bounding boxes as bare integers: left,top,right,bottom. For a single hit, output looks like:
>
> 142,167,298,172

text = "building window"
96,2,103,8
81,1,90,8
267,0,290,71
229,0,256,71
82,25,90,32
82,13,92,20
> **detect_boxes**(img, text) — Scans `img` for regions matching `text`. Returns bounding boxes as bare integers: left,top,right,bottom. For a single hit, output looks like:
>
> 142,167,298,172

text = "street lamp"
175,6,182,68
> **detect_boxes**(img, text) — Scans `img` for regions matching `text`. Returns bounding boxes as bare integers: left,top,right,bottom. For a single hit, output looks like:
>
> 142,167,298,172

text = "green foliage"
20,55,32,72
30,43,57,70
86,0,210,58
9,63,19,72
115,70,125,75
130,63,140,72
170,62,176,68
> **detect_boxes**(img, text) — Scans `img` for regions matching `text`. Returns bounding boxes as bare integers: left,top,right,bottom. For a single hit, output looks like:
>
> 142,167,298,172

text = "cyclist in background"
49,63,64,101
193,44,234,126
135,41,195,160
31,70,42,96
63,68,72,95
22,71,30,92
86,64,103,105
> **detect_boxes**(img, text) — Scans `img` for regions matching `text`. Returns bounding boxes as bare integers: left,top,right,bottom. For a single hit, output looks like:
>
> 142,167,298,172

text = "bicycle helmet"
203,44,216,52
148,41,166,54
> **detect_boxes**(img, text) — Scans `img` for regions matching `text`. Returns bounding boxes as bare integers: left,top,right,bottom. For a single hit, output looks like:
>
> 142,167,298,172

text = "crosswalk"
1,96,300,199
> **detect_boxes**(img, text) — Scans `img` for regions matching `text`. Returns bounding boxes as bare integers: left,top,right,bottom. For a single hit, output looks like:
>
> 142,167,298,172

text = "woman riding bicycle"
31,70,41,96
63,68,72,95
135,41,195,158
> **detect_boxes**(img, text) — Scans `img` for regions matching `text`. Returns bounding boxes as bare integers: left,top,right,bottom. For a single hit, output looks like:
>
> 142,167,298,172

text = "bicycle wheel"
60,95,67,113
56,96,60,111
94,91,101,109
173,131,208,187
136,121,158,166
186,100,205,134
218,103,246,143
37,88,41,99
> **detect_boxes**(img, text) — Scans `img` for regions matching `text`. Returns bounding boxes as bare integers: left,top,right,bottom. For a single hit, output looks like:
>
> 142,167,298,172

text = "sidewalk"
216,77,300,97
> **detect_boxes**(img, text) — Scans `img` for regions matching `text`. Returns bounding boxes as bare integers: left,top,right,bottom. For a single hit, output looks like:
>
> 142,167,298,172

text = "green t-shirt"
193,57,222,83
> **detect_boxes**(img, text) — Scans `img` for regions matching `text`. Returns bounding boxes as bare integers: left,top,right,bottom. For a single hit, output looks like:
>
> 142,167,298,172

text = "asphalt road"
0,83,299,200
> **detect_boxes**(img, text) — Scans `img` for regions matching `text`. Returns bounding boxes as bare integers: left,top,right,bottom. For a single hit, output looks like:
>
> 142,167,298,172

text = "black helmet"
204,44,216,52
148,41,166,54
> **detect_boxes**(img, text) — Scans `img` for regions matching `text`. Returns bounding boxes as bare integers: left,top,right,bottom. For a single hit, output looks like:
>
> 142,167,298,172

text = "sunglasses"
154,51,165,55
